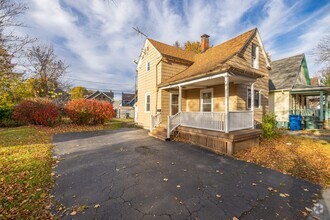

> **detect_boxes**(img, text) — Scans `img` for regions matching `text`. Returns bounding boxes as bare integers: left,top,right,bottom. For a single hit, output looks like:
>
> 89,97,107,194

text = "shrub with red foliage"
13,98,59,126
65,99,114,125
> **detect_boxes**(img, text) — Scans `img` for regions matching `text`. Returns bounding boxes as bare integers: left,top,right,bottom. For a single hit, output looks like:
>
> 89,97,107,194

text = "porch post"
325,94,329,120
178,86,182,112
251,83,255,129
320,91,324,122
224,75,229,133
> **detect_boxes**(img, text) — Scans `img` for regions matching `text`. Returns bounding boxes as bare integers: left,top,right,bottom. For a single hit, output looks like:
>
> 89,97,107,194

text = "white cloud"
17,0,330,96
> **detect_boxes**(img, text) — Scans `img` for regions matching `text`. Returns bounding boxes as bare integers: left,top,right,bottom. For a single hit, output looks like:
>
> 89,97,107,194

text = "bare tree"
0,0,35,59
314,35,330,85
27,45,69,97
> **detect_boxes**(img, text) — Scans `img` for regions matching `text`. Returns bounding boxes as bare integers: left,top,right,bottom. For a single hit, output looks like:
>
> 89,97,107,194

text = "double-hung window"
251,44,259,69
145,93,150,112
200,88,213,112
247,88,260,109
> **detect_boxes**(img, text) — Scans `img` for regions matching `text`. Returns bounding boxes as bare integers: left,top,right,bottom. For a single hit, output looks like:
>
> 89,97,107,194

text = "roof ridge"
147,38,196,55
272,53,304,63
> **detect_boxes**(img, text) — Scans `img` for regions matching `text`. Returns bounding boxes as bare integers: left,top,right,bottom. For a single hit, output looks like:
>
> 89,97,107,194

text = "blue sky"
19,0,330,97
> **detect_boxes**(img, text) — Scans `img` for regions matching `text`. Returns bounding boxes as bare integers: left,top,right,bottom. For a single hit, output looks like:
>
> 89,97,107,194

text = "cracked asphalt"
53,128,324,219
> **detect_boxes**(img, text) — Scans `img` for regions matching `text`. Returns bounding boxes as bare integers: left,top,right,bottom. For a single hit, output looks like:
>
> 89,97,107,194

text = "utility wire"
64,76,134,86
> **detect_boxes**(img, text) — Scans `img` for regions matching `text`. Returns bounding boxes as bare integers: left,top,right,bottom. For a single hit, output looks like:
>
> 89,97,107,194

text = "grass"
235,134,330,187
0,118,134,219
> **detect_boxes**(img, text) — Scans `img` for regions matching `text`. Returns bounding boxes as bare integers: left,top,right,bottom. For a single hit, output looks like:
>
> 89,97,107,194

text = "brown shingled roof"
148,38,196,62
157,28,257,86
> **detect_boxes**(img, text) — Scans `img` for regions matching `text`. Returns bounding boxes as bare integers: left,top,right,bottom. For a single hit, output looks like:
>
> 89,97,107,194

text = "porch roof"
290,85,330,95
159,71,259,90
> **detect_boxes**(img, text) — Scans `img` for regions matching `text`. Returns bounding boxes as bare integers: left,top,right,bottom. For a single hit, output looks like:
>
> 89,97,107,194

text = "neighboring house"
269,54,330,128
113,100,121,118
122,92,137,106
136,28,270,155
310,76,323,86
53,88,71,105
86,90,114,103
114,99,135,119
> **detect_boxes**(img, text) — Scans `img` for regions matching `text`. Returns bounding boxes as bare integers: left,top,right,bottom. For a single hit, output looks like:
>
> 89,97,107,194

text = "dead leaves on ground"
235,135,330,187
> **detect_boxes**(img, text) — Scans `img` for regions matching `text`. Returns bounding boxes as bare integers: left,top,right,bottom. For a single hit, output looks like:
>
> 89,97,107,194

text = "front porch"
150,72,262,155
275,86,330,129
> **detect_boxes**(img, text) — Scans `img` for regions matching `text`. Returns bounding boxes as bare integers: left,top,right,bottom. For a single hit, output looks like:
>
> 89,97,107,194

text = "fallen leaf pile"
235,135,330,187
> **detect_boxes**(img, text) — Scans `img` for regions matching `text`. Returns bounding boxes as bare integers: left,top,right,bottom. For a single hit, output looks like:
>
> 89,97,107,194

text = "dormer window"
146,62,150,71
251,44,259,69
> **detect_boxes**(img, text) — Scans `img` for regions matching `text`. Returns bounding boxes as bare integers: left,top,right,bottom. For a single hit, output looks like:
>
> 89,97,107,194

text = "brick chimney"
201,34,210,52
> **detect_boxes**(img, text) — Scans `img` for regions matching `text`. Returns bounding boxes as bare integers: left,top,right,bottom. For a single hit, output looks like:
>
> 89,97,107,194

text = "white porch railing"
181,112,225,131
167,111,253,138
150,112,162,131
167,112,181,138
228,111,253,131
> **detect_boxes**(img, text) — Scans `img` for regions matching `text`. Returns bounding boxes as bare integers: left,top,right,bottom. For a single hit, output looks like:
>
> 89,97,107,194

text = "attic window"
251,44,259,69
146,62,150,71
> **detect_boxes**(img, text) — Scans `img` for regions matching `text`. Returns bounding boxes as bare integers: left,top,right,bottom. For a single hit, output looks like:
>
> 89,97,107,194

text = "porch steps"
148,125,168,141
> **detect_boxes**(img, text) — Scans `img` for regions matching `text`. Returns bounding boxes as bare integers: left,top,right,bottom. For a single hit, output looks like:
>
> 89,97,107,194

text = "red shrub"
65,99,114,125
13,98,59,126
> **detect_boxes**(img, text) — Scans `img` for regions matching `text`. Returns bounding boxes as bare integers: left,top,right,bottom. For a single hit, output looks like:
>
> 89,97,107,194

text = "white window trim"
200,88,213,112
247,87,261,109
251,44,259,69
170,91,179,115
146,61,150,72
145,92,151,113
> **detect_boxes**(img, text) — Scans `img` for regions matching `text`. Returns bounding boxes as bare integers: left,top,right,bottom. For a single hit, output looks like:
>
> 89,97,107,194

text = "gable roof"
86,91,114,101
122,93,135,102
269,54,305,90
166,29,257,85
153,28,269,87
148,39,195,62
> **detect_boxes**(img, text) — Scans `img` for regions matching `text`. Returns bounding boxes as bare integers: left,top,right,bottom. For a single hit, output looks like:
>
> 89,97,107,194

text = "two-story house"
136,28,270,155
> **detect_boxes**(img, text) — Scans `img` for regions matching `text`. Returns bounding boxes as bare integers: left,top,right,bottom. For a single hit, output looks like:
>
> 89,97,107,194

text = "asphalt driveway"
53,128,323,219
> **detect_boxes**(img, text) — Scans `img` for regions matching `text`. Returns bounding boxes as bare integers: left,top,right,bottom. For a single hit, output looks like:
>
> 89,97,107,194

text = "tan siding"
184,83,237,112
160,61,189,83
137,40,161,129
234,34,269,123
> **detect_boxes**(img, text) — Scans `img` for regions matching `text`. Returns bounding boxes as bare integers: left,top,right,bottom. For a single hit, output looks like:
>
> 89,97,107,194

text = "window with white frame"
146,62,150,71
251,44,259,69
247,88,261,109
145,93,150,112
170,93,179,115
200,88,213,112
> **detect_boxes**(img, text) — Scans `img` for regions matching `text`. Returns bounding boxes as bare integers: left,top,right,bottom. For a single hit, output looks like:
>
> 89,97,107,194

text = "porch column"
178,86,182,112
224,75,229,133
325,94,329,120
251,83,255,128
320,91,324,122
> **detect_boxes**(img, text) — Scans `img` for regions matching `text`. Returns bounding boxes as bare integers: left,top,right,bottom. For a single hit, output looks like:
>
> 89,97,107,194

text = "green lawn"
0,118,134,219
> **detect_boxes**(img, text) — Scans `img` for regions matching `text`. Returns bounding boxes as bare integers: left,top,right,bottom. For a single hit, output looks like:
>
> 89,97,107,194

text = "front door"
170,93,179,115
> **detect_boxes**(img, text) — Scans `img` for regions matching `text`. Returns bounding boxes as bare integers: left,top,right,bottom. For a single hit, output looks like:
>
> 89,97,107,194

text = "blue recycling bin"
289,115,302,131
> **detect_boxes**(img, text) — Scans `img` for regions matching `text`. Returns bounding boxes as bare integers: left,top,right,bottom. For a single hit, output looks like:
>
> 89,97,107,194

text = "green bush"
261,113,280,139
0,106,20,127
